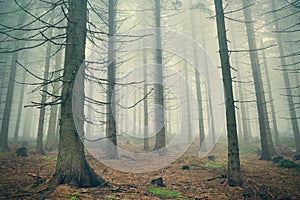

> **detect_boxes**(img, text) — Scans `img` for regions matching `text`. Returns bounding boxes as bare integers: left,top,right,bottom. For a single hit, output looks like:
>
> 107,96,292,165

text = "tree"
153,0,166,155
261,40,280,146
105,0,119,159
189,0,206,148
50,0,106,187
214,0,242,186
45,50,62,151
242,0,276,159
36,9,55,155
269,0,300,153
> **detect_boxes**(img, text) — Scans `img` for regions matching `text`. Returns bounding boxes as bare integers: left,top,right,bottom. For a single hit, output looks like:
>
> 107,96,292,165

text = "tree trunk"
51,0,106,187
229,21,252,142
46,50,62,151
36,9,55,155
105,0,118,159
189,0,206,149
13,68,26,144
270,0,300,153
183,51,192,143
214,0,242,186
0,51,18,152
143,41,149,151
242,0,275,159
153,0,166,155
261,40,280,146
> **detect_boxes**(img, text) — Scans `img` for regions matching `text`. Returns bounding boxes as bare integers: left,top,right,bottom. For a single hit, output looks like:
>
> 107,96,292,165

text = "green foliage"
107,195,120,200
202,161,227,169
70,191,80,200
278,159,297,169
149,187,180,198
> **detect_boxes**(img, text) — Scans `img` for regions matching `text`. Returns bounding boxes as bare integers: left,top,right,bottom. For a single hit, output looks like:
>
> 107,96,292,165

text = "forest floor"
0,141,300,200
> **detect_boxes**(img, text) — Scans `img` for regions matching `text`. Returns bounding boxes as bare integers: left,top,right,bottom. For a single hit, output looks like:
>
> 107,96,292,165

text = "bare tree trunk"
261,40,280,146
153,0,166,155
46,50,62,151
143,42,149,151
242,0,275,159
270,0,300,153
13,68,26,144
189,0,206,149
183,52,192,143
105,0,118,159
214,0,242,186
51,0,106,187
35,9,55,155
0,51,18,152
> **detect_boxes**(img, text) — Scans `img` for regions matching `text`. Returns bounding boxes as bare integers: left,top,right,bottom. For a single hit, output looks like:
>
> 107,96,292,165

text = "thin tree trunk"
143,43,149,151
105,0,118,159
261,40,280,146
229,21,251,142
153,0,166,155
51,0,106,187
242,0,275,159
0,51,18,152
35,9,55,154
214,0,242,186
189,0,206,149
270,0,300,153
183,49,192,143
46,50,62,151
13,68,26,144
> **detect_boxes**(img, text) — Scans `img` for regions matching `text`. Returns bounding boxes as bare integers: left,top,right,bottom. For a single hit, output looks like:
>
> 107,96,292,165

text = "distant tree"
45,50,62,151
214,0,242,186
153,0,166,155
36,9,55,155
105,0,119,159
269,0,300,153
188,0,206,148
242,0,276,160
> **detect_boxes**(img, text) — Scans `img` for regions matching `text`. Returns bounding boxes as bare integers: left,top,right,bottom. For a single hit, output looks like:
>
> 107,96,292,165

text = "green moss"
107,195,120,200
202,161,227,169
149,187,180,198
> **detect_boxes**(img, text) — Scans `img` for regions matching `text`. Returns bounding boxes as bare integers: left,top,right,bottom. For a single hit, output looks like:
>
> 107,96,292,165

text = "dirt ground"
0,143,299,200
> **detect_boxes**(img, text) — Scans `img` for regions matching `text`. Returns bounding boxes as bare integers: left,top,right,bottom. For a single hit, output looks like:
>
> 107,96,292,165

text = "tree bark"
214,0,242,186
51,0,106,187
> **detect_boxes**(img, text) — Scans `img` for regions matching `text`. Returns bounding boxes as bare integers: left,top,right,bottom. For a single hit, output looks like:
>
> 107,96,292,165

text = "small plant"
278,159,297,169
70,191,80,200
149,187,180,198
